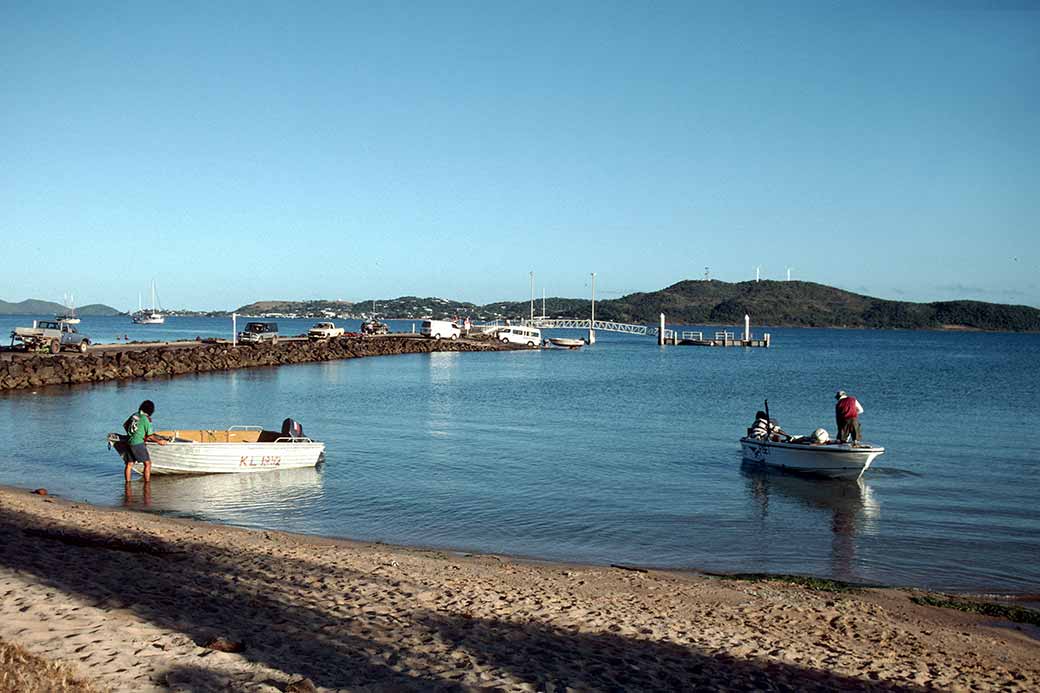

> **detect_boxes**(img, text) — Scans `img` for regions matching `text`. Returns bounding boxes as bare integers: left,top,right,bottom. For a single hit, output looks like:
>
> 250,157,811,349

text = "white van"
497,326,541,347
421,319,460,340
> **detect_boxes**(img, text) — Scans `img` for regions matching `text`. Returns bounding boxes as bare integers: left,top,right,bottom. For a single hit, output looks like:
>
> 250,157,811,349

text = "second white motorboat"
546,337,585,349
739,437,884,480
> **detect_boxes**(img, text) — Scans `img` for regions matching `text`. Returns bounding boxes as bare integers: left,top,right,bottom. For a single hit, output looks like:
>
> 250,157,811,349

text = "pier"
675,331,771,348
477,313,771,348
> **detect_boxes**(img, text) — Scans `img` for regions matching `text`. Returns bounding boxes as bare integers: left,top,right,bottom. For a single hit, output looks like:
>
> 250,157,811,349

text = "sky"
2,1,1038,311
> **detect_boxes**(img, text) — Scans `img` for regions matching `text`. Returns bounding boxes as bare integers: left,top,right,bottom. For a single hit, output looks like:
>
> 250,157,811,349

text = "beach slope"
0,486,1036,692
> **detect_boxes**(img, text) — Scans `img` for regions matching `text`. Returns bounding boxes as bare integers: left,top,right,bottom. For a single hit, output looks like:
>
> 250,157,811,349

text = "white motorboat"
108,425,324,475
546,337,585,349
739,436,884,480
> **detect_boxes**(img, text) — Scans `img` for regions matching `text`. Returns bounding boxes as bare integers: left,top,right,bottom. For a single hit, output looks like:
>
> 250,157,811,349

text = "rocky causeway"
0,335,510,392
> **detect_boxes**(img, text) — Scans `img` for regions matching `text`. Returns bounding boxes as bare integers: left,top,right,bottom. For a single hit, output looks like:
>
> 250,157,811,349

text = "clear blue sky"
2,1,1037,310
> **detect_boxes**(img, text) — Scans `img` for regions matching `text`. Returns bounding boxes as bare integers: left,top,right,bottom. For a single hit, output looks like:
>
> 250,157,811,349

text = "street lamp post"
588,272,596,345
529,271,534,323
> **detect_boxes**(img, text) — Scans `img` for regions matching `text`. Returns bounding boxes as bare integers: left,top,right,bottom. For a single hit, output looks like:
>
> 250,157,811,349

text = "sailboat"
56,292,80,324
132,281,165,324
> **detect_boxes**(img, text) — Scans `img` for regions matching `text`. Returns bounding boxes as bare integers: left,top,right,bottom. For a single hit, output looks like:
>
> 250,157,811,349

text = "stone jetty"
0,336,508,392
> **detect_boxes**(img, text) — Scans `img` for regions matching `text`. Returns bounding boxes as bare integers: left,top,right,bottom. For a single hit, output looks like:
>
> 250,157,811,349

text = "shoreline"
10,481,1040,604
1,484,1037,691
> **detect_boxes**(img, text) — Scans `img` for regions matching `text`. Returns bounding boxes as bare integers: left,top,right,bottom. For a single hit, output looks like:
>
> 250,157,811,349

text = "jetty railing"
471,319,763,346
471,318,680,340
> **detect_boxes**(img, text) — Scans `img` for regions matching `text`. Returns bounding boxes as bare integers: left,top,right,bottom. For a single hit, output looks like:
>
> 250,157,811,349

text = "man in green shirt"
123,400,166,482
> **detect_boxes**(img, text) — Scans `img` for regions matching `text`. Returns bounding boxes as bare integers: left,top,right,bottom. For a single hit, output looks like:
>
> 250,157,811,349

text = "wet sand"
1,485,1036,692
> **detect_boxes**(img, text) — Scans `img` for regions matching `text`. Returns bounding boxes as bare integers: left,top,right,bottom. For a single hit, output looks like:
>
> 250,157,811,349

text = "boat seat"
156,429,264,443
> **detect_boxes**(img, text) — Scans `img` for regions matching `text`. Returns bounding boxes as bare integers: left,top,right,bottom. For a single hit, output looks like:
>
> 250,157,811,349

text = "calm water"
2,315,1039,595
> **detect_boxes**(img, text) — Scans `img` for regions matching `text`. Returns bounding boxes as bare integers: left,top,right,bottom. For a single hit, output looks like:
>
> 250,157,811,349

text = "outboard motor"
281,418,304,440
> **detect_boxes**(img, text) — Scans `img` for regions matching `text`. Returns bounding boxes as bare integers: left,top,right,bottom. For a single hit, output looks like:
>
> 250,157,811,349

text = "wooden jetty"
674,330,770,348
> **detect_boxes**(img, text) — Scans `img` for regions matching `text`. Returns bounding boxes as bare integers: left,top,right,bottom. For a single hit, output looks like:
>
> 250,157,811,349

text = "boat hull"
547,338,584,349
134,440,325,475
132,315,165,324
740,437,883,479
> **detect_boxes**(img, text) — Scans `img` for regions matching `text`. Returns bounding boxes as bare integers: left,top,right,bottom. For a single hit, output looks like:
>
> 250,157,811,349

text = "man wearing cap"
835,390,864,443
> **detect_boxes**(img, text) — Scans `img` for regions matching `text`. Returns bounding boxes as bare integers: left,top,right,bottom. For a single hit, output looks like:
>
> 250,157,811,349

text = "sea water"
1,316,1038,595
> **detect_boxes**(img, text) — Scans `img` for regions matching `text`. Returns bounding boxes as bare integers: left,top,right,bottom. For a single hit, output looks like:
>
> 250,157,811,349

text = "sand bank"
0,486,1036,692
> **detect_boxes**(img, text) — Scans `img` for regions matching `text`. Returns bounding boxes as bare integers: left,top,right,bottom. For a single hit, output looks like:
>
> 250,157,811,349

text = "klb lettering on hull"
239,455,282,468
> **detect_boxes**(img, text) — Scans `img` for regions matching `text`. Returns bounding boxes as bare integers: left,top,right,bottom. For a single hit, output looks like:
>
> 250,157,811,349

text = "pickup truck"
238,321,279,344
308,322,345,340
11,320,91,353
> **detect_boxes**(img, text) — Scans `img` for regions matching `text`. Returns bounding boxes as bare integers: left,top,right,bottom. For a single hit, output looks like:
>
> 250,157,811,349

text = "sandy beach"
0,485,1036,692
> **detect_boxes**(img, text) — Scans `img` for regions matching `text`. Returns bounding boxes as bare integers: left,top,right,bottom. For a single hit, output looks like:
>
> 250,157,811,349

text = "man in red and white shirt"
835,390,865,443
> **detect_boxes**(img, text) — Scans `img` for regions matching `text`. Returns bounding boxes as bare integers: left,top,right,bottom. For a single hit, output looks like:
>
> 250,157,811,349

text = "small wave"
867,467,923,478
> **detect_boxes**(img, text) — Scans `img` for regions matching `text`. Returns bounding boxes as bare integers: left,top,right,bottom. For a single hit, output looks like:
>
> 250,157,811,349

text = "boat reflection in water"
741,461,879,582
122,466,326,529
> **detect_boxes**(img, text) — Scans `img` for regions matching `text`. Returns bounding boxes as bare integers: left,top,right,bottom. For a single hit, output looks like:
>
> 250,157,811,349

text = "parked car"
421,319,460,340
360,320,390,336
10,320,91,353
238,321,279,343
308,322,345,339
497,326,541,347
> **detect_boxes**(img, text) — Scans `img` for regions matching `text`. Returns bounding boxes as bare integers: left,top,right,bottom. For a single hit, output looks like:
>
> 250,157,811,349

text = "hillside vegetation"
235,281,1040,332
503,280,1040,331
8,280,1037,331
0,299,120,316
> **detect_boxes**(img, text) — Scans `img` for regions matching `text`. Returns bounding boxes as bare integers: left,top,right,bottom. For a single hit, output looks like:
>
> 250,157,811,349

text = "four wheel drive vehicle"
497,326,541,347
360,320,390,336
10,320,91,353
421,319,460,340
308,322,345,339
238,322,279,343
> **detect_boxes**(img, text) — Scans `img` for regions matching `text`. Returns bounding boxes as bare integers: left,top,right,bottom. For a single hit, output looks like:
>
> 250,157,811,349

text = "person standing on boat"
835,391,864,443
123,400,166,483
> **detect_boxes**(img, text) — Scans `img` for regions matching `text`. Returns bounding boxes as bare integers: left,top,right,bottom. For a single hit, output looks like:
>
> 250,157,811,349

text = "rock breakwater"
0,336,505,392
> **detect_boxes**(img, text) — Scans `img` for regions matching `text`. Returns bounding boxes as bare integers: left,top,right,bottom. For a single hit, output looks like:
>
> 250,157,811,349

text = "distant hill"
77,303,123,316
234,297,483,319
548,280,1040,331
234,299,353,315
0,299,122,316
236,280,1040,331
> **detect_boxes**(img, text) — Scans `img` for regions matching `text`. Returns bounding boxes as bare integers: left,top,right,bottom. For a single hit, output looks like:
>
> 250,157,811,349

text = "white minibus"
421,319,461,340
497,326,541,347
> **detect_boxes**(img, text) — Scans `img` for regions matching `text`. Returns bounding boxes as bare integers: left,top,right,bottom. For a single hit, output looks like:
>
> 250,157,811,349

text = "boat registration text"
240,455,282,468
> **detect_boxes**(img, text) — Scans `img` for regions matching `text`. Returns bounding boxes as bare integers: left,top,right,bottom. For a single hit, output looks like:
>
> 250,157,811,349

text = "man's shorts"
129,443,150,463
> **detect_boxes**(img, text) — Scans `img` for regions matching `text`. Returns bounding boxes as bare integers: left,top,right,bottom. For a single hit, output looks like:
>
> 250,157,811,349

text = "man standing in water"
123,399,166,483
835,390,864,443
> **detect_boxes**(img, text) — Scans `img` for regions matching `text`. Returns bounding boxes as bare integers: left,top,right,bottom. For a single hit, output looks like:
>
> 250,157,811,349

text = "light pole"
529,271,534,323
588,272,596,345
